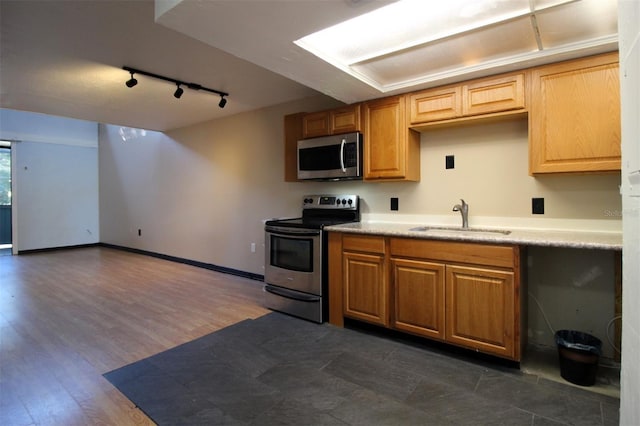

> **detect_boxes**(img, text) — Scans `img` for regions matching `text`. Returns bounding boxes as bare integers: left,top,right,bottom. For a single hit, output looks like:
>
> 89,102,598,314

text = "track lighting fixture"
123,66,229,108
174,84,184,99
125,71,138,88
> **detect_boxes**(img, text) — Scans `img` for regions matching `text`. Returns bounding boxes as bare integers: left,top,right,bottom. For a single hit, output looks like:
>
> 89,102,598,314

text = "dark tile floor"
105,312,620,426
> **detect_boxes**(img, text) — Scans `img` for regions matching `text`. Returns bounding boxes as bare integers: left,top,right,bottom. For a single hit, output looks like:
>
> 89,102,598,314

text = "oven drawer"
264,284,323,323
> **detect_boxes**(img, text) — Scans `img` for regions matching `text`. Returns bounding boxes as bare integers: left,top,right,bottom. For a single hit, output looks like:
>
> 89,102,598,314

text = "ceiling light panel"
532,0,583,10
352,16,539,89
296,0,536,66
294,0,615,93
535,0,618,48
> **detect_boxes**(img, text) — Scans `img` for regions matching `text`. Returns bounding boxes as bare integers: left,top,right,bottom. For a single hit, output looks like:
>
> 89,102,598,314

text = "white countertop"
324,222,622,250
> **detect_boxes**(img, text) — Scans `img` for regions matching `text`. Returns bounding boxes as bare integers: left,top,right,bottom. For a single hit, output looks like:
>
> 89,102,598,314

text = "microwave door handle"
340,138,346,172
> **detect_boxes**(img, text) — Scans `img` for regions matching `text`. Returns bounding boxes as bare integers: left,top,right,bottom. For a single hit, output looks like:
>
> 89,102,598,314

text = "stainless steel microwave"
297,132,362,181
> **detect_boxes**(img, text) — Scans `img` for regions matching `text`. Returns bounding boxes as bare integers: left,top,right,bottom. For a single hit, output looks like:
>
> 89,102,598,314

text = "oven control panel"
302,194,359,210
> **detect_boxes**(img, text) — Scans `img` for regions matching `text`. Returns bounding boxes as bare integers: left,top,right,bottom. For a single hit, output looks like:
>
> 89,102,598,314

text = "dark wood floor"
0,247,269,425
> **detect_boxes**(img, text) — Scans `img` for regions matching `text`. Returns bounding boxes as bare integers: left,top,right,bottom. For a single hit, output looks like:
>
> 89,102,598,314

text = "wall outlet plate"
532,198,545,214
390,197,399,211
446,155,455,169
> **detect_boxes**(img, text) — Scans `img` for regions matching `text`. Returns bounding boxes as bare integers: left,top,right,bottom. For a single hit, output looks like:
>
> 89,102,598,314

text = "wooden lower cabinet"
392,258,445,340
341,234,388,327
329,232,524,361
343,251,388,326
445,265,516,359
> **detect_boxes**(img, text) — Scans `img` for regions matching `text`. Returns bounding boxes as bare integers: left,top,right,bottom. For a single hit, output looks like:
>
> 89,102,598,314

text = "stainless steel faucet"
452,199,469,229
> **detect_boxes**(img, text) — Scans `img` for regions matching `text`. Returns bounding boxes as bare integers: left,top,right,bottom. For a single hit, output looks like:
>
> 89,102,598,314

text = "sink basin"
409,226,511,235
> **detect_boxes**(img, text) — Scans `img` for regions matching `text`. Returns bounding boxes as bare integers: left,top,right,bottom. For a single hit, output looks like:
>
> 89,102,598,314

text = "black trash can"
555,330,602,386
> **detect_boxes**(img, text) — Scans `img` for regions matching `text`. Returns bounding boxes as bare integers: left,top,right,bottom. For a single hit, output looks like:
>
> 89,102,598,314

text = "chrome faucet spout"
452,199,469,229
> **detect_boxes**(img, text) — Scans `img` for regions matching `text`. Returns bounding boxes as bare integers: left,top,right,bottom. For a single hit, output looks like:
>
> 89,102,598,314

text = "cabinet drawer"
390,238,515,269
462,73,525,116
343,234,385,254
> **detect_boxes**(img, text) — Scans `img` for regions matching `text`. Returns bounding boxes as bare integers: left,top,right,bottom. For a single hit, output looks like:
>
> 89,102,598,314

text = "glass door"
0,141,12,254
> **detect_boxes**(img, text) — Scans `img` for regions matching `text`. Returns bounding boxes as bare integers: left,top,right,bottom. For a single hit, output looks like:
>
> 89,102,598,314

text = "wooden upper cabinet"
364,95,420,181
302,111,330,139
283,112,304,182
409,72,526,126
331,105,361,135
462,73,525,116
410,86,462,123
302,104,361,139
529,52,621,174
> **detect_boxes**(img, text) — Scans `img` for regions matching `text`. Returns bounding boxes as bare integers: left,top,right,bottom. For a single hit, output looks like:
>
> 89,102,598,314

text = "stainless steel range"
264,194,360,323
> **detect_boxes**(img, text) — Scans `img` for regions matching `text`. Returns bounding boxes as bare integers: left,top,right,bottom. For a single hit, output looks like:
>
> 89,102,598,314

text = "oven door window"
270,235,313,272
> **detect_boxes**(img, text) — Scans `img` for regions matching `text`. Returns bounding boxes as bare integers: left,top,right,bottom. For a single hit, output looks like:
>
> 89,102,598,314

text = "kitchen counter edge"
324,222,622,251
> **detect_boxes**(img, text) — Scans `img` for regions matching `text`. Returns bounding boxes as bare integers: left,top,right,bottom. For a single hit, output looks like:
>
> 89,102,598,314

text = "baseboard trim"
99,243,264,282
18,243,100,255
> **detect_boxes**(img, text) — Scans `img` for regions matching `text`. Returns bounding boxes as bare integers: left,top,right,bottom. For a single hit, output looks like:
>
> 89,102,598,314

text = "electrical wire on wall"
528,292,556,336
606,315,622,354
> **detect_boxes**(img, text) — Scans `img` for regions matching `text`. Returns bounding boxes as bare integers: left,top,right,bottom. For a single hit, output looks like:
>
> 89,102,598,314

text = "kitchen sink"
408,226,512,235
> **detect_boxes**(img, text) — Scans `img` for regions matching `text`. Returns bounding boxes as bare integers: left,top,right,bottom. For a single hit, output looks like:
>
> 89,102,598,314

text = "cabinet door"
529,52,620,174
284,113,304,182
343,251,388,326
409,87,461,124
392,258,445,340
462,73,525,116
445,265,515,359
364,96,420,181
331,105,361,134
302,111,330,139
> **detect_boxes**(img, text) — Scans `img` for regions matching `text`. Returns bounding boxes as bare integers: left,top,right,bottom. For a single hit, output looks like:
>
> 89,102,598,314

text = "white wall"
99,95,344,274
0,109,99,251
618,0,640,423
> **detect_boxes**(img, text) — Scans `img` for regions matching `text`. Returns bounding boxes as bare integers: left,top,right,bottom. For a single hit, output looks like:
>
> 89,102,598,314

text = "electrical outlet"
390,197,399,211
138,229,142,236
532,198,545,214
446,155,455,169
251,243,256,253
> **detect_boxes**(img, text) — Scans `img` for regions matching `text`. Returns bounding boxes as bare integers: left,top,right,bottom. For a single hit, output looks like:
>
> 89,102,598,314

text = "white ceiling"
0,0,618,133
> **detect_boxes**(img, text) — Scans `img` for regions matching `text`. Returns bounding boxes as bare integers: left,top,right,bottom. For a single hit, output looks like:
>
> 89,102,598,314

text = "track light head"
174,84,184,99
125,72,138,88
218,95,227,109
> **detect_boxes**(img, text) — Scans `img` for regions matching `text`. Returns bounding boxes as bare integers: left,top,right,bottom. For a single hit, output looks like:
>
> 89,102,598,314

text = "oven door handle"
265,285,320,302
265,227,321,237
